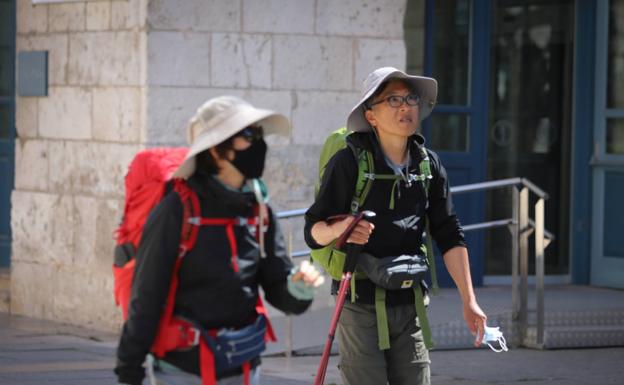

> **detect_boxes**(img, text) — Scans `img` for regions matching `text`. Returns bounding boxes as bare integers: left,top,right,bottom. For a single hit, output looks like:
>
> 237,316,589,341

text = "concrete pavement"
2,311,624,385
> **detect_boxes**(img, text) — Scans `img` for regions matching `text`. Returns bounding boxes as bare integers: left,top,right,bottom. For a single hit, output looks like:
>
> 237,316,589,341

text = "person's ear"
364,109,377,128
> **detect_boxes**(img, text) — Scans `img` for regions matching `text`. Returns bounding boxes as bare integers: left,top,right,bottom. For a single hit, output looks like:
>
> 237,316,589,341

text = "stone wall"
12,0,147,331
11,0,425,332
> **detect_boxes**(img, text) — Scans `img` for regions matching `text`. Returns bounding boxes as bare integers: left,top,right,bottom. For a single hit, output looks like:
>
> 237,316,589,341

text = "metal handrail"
276,177,552,350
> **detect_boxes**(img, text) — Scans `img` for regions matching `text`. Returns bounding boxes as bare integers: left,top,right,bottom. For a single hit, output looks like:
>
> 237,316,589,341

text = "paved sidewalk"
2,311,624,385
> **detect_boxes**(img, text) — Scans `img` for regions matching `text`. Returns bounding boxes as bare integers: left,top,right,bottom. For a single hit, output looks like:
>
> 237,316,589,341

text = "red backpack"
113,148,276,385
113,147,189,319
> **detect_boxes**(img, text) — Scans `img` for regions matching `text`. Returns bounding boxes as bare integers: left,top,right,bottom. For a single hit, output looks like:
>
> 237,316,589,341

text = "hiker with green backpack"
305,67,488,385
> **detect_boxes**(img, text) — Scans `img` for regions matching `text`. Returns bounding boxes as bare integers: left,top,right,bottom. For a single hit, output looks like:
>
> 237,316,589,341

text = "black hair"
365,78,418,109
194,137,234,175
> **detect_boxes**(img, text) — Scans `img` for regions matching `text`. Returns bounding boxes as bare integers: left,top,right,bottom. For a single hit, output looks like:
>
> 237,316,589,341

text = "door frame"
423,0,490,286
569,0,597,284
0,0,16,268
589,0,624,288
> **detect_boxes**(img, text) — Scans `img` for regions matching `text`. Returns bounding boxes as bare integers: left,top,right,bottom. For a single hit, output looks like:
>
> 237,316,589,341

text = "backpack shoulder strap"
415,146,439,294
346,143,375,214
151,179,201,358
172,179,202,254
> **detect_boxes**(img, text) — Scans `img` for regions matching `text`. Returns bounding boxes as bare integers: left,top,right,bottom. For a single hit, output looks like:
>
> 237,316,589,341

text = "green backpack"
310,127,438,350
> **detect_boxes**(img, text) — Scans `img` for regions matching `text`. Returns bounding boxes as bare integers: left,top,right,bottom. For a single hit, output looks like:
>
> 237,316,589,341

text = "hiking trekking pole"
314,210,376,385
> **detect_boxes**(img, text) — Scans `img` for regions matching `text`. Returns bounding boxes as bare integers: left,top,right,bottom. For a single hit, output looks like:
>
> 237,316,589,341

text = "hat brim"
347,70,438,133
172,107,290,179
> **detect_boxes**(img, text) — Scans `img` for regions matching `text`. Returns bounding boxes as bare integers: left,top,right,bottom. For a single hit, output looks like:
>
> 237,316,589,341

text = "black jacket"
116,172,311,385
304,131,466,305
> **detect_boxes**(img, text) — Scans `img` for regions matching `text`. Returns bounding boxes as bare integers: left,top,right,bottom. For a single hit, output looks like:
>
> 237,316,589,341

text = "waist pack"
358,253,429,290
203,315,267,375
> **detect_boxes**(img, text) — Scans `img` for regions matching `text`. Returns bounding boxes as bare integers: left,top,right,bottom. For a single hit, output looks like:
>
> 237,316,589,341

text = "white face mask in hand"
480,326,508,353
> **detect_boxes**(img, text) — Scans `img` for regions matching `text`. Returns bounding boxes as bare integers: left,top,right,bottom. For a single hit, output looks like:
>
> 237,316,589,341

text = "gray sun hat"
173,96,290,179
346,67,438,132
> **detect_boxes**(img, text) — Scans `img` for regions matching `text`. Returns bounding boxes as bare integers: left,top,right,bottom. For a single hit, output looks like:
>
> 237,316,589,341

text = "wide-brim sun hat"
173,95,290,178
347,66,438,132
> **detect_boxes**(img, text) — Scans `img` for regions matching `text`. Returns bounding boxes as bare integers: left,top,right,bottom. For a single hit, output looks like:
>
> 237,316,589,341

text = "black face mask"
231,138,267,179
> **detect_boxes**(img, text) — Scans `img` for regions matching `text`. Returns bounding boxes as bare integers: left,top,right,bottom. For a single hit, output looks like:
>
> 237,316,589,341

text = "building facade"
0,0,622,332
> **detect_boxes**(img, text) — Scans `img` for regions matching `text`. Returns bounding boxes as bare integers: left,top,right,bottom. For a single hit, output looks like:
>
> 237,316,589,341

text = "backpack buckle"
189,327,201,346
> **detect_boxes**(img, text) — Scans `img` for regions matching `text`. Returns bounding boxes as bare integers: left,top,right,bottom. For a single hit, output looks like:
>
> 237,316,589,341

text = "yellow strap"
414,287,434,349
375,287,390,350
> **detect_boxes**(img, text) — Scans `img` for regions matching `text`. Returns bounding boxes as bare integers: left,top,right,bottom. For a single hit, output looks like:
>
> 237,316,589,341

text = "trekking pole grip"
333,210,376,250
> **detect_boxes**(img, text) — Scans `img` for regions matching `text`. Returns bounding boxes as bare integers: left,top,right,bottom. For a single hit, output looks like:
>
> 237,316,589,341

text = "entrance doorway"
485,0,574,276
416,0,574,283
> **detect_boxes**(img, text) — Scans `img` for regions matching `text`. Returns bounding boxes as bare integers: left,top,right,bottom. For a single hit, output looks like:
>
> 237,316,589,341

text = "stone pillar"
12,0,147,331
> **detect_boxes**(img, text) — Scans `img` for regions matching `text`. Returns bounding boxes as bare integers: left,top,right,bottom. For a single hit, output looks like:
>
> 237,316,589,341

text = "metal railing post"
510,187,520,345
519,187,530,344
285,219,294,358
535,198,545,347
511,187,520,316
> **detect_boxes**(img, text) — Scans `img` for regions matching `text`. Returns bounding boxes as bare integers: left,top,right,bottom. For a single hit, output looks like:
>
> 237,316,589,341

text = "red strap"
151,257,183,358
242,362,251,385
255,297,277,342
225,224,239,272
199,338,218,385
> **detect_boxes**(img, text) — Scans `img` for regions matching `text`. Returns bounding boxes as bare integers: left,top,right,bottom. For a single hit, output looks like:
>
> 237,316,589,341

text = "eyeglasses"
368,94,420,109
236,125,264,142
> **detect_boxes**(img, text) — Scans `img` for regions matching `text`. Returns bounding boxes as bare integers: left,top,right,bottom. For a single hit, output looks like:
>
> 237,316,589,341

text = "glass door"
590,0,624,288
0,0,15,267
421,0,490,286
485,0,574,276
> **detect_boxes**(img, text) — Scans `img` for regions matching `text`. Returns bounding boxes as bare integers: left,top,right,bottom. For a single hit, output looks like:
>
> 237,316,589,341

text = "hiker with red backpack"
305,67,488,385
114,96,324,385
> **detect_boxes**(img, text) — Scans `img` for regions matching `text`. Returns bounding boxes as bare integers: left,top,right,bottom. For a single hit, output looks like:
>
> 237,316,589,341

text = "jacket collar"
187,172,256,216
347,131,427,168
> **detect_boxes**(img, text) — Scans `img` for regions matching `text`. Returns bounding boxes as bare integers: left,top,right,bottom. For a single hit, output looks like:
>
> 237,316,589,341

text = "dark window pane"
431,0,471,105
0,105,10,140
404,0,425,75
0,2,11,46
0,48,13,97
485,0,574,275
607,0,624,108
606,119,624,154
603,171,624,257
429,113,469,152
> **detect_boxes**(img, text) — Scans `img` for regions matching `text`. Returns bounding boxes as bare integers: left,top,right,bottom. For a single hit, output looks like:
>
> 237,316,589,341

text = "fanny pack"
202,315,267,375
358,253,429,290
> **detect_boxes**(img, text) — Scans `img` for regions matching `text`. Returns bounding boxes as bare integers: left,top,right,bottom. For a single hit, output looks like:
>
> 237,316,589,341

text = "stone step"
527,309,624,327
0,268,10,313
524,325,624,349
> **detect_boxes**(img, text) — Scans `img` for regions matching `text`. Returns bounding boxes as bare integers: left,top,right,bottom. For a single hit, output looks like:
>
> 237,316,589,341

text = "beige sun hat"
346,67,438,132
173,96,290,178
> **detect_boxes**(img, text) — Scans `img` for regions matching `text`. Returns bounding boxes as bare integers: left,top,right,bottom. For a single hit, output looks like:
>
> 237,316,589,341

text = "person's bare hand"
464,300,487,347
330,216,374,245
290,260,325,287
